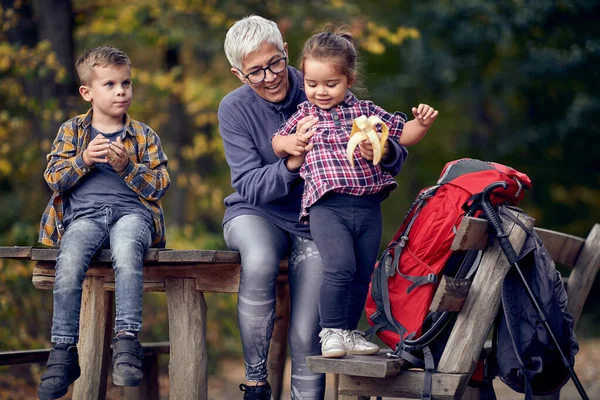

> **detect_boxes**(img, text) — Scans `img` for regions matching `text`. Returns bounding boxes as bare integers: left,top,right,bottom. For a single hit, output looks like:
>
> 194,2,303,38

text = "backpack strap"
420,346,435,400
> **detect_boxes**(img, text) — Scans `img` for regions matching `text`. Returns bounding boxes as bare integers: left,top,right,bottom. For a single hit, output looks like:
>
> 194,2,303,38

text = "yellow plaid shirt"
39,108,171,247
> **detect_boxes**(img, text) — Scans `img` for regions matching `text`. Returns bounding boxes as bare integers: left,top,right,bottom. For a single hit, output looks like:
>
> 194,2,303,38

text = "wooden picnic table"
0,247,290,400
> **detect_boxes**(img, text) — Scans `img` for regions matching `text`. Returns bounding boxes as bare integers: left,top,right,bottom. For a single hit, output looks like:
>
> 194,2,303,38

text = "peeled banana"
346,115,389,167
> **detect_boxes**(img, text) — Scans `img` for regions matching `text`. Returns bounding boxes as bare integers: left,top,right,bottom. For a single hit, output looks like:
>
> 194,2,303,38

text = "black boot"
239,381,272,400
38,344,81,400
112,335,144,386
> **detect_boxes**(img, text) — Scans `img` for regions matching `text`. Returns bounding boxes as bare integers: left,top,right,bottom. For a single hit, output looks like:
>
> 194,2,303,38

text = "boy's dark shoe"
38,344,80,400
112,335,144,386
239,381,272,400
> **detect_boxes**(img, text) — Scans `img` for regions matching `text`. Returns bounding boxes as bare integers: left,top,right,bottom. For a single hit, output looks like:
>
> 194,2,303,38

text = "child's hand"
107,137,129,173
359,140,389,163
281,133,313,156
82,135,110,166
411,104,438,127
286,115,318,156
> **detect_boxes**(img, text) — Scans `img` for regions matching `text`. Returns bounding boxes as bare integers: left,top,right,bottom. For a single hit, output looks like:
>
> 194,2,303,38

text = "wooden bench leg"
267,277,290,400
166,278,207,400
73,277,113,400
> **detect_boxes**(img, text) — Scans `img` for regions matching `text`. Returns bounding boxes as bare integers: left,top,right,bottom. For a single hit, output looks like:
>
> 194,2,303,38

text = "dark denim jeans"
51,207,153,344
309,192,383,330
224,214,325,399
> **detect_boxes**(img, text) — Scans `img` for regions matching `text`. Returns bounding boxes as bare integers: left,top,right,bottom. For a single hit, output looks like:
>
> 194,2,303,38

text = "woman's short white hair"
224,15,285,71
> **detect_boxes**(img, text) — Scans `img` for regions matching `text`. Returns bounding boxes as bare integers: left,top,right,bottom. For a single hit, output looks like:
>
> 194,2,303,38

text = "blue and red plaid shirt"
39,108,171,247
274,93,406,221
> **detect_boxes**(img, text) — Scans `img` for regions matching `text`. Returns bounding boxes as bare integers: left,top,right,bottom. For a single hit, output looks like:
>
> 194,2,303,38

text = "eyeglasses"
238,57,288,84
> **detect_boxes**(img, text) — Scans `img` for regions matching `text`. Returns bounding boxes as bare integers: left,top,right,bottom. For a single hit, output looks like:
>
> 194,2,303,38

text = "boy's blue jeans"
51,207,153,344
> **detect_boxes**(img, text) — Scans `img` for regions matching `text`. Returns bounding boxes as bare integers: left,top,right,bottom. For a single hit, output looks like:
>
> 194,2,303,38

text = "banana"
346,115,389,167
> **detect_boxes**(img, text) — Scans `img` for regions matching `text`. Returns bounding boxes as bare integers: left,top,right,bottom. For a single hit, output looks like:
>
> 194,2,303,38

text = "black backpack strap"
398,272,437,294
420,346,435,400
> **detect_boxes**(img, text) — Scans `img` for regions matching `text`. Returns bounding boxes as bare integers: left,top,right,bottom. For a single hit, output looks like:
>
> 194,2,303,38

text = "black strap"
399,272,437,294
47,348,77,367
113,338,144,368
420,346,435,400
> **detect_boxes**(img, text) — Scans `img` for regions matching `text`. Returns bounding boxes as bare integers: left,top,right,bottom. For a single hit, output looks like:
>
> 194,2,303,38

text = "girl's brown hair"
299,26,364,92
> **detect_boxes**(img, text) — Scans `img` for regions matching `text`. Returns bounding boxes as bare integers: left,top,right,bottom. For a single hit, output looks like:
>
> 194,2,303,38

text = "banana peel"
347,115,389,167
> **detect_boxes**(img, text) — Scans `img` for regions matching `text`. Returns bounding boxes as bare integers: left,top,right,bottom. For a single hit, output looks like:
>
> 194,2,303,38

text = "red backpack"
365,159,532,367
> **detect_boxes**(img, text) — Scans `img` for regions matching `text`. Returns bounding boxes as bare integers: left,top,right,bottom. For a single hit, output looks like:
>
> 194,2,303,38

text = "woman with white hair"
218,15,407,399
219,15,325,399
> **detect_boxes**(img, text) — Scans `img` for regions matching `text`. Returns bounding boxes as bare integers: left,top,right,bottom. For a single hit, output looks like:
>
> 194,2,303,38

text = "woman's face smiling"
233,42,290,104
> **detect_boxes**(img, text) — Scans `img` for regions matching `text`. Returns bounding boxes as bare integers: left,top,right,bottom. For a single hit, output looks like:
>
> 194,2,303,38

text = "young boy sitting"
37,46,171,400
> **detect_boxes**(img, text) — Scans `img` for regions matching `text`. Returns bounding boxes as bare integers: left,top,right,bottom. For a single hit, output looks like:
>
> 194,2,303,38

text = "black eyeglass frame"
237,56,288,84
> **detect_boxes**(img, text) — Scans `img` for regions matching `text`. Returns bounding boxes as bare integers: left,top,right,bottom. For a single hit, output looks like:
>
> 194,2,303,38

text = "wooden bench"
0,248,291,400
308,210,600,399
0,342,169,400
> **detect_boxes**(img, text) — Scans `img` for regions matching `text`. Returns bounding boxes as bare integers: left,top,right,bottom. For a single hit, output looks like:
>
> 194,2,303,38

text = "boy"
37,46,170,400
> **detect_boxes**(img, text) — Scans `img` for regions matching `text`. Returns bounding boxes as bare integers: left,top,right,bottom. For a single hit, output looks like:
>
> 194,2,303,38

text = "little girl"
272,29,438,358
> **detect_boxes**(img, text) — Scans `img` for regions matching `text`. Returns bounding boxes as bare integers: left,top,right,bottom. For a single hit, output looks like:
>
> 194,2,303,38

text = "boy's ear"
79,85,92,102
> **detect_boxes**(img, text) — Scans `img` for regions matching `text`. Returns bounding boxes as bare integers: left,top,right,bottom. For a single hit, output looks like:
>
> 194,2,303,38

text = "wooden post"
534,224,600,400
166,278,207,400
437,210,534,376
73,277,114,400
123,352,160,400
267,276,290,400
566,224,600,325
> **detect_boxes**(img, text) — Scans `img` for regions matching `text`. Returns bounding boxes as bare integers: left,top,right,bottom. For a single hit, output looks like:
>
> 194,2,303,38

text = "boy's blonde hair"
75,46,131,86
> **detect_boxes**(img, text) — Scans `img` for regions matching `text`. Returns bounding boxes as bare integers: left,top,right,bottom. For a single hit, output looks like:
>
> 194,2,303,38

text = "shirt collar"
79,108,135,136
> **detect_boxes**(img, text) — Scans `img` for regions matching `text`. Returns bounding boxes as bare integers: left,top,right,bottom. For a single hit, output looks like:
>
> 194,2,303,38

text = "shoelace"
319,329,342,343
346,329,367,344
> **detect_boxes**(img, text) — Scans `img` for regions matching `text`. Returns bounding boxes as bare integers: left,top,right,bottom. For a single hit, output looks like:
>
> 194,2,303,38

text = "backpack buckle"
399,235,409,247
427,273,437,284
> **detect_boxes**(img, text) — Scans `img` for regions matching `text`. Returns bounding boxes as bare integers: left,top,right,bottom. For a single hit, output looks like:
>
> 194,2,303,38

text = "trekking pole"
474,181,589,400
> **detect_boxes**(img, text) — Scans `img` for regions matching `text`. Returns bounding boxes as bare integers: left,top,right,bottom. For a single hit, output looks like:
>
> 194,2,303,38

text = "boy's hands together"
83,135,109,166
411,104,438,127
107,137,129,173
82,136,128,173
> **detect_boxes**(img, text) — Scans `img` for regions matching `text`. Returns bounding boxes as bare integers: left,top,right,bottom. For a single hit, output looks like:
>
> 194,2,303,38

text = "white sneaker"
342,330,379,355
319,328,347,358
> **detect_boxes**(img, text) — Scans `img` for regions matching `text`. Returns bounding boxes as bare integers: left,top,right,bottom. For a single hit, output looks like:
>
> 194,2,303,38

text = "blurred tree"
1,2,599,393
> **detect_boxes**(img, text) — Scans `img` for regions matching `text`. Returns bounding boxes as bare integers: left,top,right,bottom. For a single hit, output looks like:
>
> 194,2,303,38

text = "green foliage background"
0,0,598,384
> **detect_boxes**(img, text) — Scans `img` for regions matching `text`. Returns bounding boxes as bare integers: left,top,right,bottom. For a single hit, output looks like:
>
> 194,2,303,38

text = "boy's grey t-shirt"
63,126,152,227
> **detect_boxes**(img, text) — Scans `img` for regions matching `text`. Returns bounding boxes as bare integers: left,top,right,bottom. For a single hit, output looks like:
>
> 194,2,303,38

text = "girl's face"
303,58,352,111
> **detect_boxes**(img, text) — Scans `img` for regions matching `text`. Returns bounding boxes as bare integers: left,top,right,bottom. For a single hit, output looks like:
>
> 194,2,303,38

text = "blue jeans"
51,207,154,344
309,193,383,330
224,215,325,400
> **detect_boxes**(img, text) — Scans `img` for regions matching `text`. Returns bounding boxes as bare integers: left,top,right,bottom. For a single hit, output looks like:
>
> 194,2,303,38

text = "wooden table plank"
307,351,407,378
30,248,161,262
157,249,240,264
338,371,469,400
0,246,33,259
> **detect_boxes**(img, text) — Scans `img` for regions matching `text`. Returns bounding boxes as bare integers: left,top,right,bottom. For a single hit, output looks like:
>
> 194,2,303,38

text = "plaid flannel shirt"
274,93,406,221
39,108,171,247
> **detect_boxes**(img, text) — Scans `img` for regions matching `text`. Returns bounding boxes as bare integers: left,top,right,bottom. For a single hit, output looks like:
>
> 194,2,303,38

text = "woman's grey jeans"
224,214,325,399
